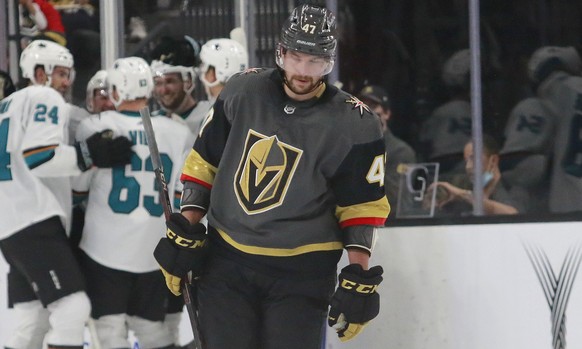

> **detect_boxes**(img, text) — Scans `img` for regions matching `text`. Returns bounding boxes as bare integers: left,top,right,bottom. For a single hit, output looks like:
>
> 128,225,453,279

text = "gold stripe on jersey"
335,196,390,228
181,149,218,187
23,144,58,157
216,228,343,256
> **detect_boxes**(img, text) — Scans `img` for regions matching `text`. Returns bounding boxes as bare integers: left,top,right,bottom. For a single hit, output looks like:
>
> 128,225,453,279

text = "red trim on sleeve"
180,173,213,190
339,217,386,228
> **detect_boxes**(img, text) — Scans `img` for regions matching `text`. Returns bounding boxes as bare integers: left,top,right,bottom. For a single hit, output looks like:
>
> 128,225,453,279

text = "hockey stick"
139,106,204,349
87,318,102,349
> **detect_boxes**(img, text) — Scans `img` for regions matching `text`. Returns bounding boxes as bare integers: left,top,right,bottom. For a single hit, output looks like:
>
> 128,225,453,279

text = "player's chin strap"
200,74,221,88
29,75,52,89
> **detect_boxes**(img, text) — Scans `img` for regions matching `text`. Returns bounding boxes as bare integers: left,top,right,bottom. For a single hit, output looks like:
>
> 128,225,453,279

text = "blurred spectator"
499,96,557,214
50,0,101,105
418,49,472,182
19,0,67,47
51,0,98,33
125,0,157,42
0,71,16,100
358,85,416,219
429,135,522,216
528,46,582,213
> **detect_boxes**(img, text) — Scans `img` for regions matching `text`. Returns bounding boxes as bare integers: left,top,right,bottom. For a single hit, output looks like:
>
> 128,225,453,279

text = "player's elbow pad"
343,225,377,255
180,181,210,212
28,144,82,177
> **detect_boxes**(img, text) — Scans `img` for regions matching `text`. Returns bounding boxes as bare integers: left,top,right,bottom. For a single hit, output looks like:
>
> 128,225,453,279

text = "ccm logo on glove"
340,279,379,294
165,213,207,250
155,213,208,296
166,228,207,249
328,264,383,342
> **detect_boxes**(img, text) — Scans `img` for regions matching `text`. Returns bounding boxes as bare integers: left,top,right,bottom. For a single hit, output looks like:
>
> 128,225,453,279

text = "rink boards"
2,222,582,349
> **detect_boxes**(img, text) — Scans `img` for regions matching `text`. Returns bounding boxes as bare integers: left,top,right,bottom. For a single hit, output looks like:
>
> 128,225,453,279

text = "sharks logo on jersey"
234,129,303,214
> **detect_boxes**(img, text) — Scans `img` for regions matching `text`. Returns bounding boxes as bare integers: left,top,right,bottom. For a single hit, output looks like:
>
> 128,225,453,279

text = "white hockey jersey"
0,85,78,240
157,100,212,139
72,110,192,272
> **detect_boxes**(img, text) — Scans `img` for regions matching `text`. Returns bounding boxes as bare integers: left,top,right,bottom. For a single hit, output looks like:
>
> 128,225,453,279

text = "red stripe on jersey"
339,217,386,228
180,173,213,189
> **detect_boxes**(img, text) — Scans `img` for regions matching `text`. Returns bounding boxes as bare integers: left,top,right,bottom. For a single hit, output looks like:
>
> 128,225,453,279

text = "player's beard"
51,82,69,97
56,87,68,96
284,74,323,95
160,90,187,111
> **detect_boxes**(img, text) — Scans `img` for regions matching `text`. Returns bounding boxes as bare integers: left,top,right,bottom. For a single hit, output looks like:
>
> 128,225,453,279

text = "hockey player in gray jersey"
154,5,390,349
527,46,582,213
0,40,132,349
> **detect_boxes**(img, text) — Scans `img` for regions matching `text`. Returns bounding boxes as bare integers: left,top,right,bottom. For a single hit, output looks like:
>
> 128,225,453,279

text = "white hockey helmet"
86,70,108,113
150,60,196,94
527,46,582,84
442,49,471,88
199,38,248,87
20,39,74,86
107,57,153,107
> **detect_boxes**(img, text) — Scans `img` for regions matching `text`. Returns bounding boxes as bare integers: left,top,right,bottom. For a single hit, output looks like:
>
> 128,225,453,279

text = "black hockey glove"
154,213,208,296
328,264,383,342
75,130,133,171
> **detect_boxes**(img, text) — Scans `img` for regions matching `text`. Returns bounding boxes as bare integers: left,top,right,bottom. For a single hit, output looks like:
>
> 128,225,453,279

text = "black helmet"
150,35,201,67
279,4,337,57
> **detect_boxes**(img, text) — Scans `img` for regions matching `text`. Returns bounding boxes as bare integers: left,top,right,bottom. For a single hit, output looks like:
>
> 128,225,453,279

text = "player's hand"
328,264,383,342
154,213,208,296
75,130,133,171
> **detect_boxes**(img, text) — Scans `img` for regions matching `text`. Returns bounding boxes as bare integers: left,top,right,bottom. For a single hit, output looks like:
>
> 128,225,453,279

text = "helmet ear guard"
86,70,108,113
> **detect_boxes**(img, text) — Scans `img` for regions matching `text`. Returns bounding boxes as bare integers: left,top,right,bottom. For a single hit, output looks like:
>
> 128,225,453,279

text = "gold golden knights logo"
234,129,303,214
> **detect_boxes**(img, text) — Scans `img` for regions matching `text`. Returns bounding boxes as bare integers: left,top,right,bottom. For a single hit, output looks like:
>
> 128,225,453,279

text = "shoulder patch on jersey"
241,67,263,75
345,96,372,117
230,68,264,82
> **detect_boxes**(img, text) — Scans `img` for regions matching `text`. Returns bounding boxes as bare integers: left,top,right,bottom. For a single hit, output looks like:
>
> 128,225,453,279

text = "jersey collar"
120,110,141,117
